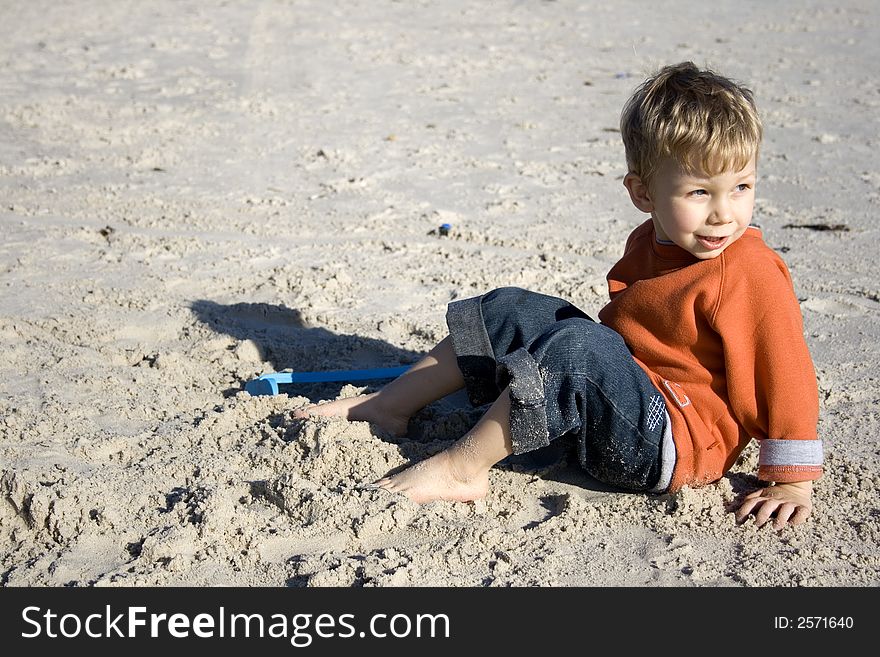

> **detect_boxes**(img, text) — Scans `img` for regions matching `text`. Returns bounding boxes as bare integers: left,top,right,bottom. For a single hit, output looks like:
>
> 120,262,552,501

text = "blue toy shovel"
244,365,410,396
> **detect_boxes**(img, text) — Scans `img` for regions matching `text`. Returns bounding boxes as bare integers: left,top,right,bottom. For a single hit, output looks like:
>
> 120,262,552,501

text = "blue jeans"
446,287,673,492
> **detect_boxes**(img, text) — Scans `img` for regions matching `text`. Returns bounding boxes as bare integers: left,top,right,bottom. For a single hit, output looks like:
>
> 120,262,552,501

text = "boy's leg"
298,287,668,502
297,287,585,435
384,312,670,503
446,286,590,407
373,387,513,503
517,317,670,492
294,336,465,436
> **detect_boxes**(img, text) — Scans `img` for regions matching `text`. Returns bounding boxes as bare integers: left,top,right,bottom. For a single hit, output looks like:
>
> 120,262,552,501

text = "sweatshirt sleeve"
712,249,823,483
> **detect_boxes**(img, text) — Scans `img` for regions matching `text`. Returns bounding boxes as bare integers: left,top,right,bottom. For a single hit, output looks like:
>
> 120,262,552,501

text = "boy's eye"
688,189,707,197
735,183,751,192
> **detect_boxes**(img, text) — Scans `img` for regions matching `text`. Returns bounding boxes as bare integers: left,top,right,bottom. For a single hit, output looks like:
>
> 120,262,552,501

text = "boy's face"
632,155,757,260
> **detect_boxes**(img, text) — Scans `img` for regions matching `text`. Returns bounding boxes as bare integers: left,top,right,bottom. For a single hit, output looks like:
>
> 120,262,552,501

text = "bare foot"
372,450,490,504
292,392,410,437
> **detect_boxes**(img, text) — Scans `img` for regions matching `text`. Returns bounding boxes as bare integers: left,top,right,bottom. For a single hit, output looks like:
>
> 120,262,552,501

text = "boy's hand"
734,480,813,530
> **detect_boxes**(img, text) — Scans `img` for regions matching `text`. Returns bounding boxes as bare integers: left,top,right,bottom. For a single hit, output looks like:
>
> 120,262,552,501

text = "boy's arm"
734,480,813,530
713,250,822,528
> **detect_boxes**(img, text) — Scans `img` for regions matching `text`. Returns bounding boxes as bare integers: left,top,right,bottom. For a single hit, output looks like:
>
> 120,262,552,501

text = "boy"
295,62,822,530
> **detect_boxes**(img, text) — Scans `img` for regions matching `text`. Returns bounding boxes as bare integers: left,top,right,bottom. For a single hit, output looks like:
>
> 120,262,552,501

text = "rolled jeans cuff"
446,295,501,406
496,348,551,454
446,296,550,453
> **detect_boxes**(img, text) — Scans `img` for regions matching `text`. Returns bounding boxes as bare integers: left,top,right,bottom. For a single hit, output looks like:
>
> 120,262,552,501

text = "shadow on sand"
190,299,423,400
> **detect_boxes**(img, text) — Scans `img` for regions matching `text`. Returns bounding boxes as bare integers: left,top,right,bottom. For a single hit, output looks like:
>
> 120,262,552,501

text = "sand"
1,0,879,587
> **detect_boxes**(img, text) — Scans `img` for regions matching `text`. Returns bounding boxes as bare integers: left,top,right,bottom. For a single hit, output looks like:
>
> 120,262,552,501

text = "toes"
291,407,313,419
377,478,406,494
359,477,397,493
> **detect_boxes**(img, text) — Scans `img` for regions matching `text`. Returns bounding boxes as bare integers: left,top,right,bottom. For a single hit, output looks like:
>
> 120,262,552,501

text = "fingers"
736,493,811,530
752,498,780,528
734,496,763,523
788,504,812,526
734,486,776,523
770,502,797,530
768,501,811,530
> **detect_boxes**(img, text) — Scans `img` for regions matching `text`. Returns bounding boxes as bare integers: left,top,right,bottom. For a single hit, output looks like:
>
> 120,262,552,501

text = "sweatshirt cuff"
757,438,823,483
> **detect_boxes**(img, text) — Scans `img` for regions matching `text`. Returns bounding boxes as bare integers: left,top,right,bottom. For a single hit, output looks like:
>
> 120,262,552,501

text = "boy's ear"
623,173,654,213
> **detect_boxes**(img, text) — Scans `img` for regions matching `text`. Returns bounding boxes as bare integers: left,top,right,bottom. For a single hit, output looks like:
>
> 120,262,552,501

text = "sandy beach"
1,0,879,587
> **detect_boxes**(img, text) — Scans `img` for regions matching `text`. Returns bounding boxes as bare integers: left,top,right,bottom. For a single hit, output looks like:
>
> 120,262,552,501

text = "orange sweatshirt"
598,220,822,492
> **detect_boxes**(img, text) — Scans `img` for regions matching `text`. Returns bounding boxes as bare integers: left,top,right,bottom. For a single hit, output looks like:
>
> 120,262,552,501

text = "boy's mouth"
696,235,728,250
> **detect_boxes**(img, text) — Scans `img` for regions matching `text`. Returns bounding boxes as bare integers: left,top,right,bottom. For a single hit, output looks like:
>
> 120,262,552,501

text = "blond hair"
620,62,762,187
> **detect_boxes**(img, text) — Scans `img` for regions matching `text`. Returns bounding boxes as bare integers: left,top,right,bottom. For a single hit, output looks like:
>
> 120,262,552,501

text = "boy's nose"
708,201,733,224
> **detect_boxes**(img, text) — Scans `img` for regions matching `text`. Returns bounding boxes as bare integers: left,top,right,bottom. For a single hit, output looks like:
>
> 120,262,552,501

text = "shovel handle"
245,365,410,396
